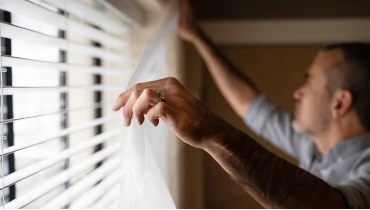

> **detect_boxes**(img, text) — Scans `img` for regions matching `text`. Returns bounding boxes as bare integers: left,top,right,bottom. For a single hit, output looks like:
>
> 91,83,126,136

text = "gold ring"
158,91,166,103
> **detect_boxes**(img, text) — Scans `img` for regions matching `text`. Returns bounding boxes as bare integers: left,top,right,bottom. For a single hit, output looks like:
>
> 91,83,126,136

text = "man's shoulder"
352,147,370,171
341,137,370,183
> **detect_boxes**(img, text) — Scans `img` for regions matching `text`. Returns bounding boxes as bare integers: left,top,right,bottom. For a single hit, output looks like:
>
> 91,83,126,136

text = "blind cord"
0,23,5,209
63,0,73,207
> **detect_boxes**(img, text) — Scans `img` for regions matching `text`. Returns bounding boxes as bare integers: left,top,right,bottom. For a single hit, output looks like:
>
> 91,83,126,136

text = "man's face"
292,50,343,135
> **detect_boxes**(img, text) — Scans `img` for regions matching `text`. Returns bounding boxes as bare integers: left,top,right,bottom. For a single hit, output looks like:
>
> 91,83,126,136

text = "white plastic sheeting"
119,11,178,209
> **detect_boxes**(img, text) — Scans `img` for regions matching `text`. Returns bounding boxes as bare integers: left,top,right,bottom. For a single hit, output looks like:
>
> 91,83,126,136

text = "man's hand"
113,77,346,208
113,77,220,149
177,0,203,43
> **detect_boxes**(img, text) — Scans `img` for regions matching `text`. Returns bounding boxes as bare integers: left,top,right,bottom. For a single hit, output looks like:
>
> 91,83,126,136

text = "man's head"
292,43,370,137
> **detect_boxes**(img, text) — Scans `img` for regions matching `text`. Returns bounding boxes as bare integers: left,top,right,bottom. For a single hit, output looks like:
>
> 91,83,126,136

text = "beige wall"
202,45,323,208
194,0,370,20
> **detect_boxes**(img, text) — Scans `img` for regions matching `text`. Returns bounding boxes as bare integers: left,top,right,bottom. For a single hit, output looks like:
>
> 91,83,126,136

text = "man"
113,0,370,208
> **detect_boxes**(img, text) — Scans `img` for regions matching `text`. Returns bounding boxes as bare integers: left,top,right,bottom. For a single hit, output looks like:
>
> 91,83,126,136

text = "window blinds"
0,0,139,208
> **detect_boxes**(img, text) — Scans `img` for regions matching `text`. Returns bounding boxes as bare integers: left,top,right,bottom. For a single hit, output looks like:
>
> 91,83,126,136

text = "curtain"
119,11,178,209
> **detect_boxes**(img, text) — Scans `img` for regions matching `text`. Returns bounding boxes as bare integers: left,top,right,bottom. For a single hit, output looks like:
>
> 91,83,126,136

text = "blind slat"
90,185,120,209
41,159,120,209
0,0,129,46
0,22,125,62
2,116,118,156
42,0,128,35
0,130,119,190
0,0,65,29
96,0,143,27
2,56,128,76
68,19,128,47
4,146,120,209
69,171,120,209
2,102,106,124
2,85,122,95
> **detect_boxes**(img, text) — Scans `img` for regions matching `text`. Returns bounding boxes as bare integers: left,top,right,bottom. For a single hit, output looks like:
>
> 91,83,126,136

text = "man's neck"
312,125,367,156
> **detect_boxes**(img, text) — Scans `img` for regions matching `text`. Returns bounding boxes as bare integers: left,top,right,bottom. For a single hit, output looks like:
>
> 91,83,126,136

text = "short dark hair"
323,42,370,130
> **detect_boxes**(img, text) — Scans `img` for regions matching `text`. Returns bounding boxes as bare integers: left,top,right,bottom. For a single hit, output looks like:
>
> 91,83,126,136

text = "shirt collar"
328,132,370,160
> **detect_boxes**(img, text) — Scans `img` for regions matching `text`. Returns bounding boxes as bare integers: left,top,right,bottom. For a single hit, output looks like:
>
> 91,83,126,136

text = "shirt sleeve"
244,94,308,161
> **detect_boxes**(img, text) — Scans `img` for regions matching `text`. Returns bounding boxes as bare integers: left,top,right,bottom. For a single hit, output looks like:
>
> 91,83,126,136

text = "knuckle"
133,89,141,98
167,77,179,85
157,102,167,113
133,83,142,90
143,88,151,98
148,111,157,120
171,87,182,96
132,84,139,90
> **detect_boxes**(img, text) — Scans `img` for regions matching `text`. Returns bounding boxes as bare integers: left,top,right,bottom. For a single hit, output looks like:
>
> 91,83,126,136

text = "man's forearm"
203,118,346,208
190,31,260,117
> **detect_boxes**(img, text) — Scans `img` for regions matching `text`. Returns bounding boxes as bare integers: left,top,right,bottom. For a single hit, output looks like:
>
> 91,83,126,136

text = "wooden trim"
201,18,370,45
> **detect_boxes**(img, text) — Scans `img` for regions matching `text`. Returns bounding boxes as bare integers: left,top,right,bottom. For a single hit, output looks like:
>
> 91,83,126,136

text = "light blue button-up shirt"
245,95,370,208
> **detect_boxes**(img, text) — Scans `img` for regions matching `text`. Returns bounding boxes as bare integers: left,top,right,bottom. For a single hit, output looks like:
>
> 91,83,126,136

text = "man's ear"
332,90,353,119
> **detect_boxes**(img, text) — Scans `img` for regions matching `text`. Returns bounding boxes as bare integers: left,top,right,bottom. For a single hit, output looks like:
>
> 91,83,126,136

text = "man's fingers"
149,118,160,127
147,102,177,126
132,88,160,125
113,92,129,111
123,89,142,126
113,78,178,111
112,77,181,127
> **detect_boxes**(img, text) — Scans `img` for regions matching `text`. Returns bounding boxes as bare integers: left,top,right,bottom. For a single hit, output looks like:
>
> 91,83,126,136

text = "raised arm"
113,78,347,208
178,0,260,117
178,0,309,160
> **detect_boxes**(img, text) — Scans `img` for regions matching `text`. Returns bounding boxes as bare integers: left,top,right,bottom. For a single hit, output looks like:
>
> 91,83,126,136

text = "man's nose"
293,88,302,100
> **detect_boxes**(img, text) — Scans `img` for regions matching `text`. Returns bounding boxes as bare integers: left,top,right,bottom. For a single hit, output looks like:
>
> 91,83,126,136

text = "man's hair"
322,42,370,130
